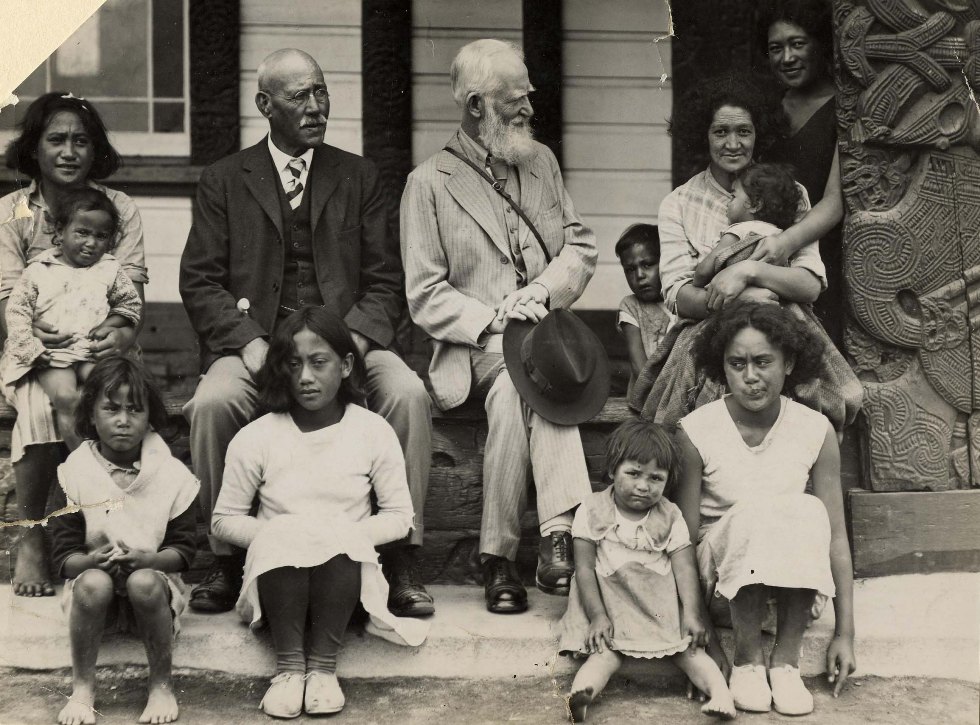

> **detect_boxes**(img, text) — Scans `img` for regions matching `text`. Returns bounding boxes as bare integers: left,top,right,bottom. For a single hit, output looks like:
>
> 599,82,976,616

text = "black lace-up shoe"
482,555,528,614
384,548,435,618
536,531,574,595
189,555,242,613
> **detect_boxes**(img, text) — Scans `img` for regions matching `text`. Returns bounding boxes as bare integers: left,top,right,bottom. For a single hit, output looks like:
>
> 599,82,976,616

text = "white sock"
539,512,573,537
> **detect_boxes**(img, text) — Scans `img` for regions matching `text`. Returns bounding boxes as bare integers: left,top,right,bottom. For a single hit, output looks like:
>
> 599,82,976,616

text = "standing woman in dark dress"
751,0,846,345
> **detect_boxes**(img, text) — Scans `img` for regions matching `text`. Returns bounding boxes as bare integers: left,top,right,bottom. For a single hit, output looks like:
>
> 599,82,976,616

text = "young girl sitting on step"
676,301,857,715
559,419,735,722
211,305,428,719
50,357,198,725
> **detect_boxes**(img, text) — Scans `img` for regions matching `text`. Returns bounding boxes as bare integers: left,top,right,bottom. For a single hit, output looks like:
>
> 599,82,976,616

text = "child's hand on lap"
91,543,121,577
585,613,614,654
110,543,153,574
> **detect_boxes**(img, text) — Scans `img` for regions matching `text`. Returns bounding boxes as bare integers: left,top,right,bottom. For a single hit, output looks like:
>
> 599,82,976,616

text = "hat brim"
502,314,611,426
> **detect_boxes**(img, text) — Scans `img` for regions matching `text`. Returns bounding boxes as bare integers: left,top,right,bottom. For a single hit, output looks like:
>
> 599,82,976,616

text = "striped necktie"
285,157,306,209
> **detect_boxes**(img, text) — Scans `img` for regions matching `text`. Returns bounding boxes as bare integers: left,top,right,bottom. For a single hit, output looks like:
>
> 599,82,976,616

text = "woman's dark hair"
75,357,169,441
51,186,121,250
737,163,802,230
691,301,825,392
756,0,833,65
668,72,786,182
4,92,122,180
614,223,660,263
605,419,681,498
257,305,366,413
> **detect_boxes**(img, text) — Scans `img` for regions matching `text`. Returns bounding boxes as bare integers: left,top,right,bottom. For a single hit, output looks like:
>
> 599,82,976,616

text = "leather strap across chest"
443,146,552,264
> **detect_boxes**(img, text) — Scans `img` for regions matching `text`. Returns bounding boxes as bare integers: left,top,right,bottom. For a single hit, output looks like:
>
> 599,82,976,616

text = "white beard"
480,103,536,165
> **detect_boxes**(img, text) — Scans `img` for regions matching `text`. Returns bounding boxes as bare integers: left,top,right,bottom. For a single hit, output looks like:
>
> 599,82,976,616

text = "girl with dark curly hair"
211,306,427,718
676,302,856,716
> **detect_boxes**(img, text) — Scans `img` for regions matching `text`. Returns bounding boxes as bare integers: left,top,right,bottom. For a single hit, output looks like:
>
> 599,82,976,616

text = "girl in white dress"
211,306,428,719
559,419,734,722
50,357,197,725
676,301,856,715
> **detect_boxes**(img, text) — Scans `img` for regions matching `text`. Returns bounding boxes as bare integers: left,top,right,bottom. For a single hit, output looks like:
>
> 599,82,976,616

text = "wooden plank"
411,29,522,75
565,170,673,217
241,26,362,73
412,0,521,31
564,36,672,80
564,124,671,172
565,80,672,125
849,490,980,577
564,0,672,33
242,0,361,27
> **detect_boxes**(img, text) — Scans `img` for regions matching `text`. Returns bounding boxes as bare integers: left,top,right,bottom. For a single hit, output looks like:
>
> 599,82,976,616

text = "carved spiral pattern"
864,385,951,490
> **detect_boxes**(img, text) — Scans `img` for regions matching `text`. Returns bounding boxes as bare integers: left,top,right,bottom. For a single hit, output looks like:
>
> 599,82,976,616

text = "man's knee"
484,368,521,415
367,354,431,412
187,363,254,424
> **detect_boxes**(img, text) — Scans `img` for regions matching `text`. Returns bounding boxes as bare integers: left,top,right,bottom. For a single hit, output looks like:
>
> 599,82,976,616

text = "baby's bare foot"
138,684,179,724
57,690,97,725
567,687,594,723
701,691,737,720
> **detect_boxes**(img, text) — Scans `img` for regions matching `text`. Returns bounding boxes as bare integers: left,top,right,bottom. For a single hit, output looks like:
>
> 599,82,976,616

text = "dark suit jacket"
179,139,403,371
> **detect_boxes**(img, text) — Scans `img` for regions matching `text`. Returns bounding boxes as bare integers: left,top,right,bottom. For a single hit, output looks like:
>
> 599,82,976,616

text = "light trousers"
470,351,592,560
184,350,431,555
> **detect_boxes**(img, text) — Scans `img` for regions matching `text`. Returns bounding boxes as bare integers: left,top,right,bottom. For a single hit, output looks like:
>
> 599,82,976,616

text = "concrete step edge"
2,576,977,681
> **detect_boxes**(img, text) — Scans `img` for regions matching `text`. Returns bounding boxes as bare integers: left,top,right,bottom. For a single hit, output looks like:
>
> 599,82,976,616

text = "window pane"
153,102,184,132
152,0,184,98
51,0,148,98
96,100,150,132
15,65,46,97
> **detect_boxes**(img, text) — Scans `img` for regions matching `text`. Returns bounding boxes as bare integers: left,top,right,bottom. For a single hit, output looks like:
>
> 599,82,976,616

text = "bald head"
255,49,330,156
257,49,322,94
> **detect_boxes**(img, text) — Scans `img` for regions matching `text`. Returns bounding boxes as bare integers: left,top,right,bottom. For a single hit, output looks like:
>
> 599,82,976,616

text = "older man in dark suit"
180,49,433,617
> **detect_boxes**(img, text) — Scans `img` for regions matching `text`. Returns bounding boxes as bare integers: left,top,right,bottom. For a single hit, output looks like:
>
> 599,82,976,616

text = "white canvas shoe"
259,672,305,719
304,671,345,715
729,663,772,712
769,664,814,715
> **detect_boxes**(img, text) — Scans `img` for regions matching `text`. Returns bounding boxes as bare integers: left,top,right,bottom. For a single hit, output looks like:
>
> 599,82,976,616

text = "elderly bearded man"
180,49,434,617
400,39,597,613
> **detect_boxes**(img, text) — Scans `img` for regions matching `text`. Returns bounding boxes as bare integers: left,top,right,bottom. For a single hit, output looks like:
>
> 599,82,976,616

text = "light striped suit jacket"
400,133,597,411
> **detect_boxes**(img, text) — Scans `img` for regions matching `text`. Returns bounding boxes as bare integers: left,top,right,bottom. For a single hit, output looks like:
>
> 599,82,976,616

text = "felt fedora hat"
502,309,611,425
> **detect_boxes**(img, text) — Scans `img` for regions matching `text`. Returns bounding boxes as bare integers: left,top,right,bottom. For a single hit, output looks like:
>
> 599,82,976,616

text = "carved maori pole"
835,0,979,490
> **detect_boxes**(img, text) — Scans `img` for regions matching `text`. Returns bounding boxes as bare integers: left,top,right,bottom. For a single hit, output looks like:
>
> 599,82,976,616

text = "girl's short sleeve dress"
558,487,693,659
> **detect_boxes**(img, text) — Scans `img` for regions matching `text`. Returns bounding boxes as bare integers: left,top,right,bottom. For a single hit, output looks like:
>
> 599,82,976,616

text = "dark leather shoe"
536,531,574,596
384,549,435,618
189,557,241,613
482,556,527,614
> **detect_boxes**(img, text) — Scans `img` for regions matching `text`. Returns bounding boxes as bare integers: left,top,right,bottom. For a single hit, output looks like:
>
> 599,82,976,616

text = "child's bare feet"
567,687,594,723
57,689,97,725
13,528,55,597
701,690,737,720
138,683,179,724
